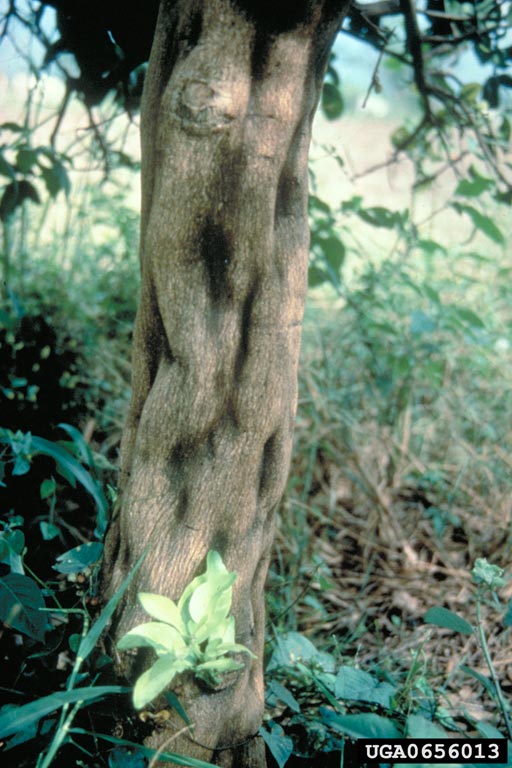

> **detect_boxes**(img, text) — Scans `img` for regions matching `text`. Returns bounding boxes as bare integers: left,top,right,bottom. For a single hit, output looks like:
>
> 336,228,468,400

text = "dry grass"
269,290,512,733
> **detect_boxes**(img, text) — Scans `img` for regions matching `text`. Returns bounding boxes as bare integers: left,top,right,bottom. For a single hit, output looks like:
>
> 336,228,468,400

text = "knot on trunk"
170,77,243,134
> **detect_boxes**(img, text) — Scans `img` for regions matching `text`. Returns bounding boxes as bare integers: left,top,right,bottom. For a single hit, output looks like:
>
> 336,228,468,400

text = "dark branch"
399,0,432,118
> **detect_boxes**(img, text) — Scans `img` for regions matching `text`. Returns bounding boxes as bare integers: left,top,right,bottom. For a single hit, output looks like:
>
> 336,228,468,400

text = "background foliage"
0,1,511,766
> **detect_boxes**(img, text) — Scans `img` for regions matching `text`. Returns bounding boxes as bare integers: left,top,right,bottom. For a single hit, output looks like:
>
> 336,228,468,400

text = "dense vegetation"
1,1,512,766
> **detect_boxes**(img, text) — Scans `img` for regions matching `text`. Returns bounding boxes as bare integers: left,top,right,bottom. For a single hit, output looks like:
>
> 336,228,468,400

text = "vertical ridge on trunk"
102,2,349,765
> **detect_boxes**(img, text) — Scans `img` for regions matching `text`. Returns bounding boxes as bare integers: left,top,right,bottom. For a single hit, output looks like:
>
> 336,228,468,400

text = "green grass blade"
31,435,108,535
57,422,96,470
70,729,216,767
77,547,148,663
0,686,128,740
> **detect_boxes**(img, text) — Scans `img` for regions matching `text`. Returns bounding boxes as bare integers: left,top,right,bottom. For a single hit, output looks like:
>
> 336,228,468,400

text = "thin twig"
362,28,394,109
147,724,195,768
50,83,72,148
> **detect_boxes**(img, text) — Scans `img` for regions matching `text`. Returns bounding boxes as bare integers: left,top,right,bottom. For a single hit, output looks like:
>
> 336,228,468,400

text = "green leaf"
184,550,236,629
53,542,103,574
321,82,344,120
206,614,235,646
0,180,40,221
503,601,512,628
0,686,128,740
0,573,47,642
259,721,293,768
138,592,185,634
57,423,95,467
267,681,301,714
108,747,147,768
1,706,54,751
0,121,24,131
471,557,506,589
476,722,505,740
451,307,486,329
406,713,447,738
424,606,473,635
31,434,108,537
205,639,254,660
335,666,396,708
452,202,505,245
188,575,235,639
117,621,187,655
460,82,481,103
196,656,243,675
459,664,496,698
417,240,446,257
132,654,190,709
267,631,335,673
40,477,57,499
320,709,401,739
0,181,20,222
6,528,24,555
13,452,31,476
39,521,60,541
483,74,512,108
357,206,406,229
317,235,345,276
455,174,494,198
308,265,329,288
41,160,70,198
410,310,436,336
309,195,331,215
0,153,16,180
16,147,39,174
164,691,191,725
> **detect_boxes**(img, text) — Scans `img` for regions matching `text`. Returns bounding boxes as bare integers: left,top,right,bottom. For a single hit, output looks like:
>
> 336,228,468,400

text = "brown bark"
102,1,348,765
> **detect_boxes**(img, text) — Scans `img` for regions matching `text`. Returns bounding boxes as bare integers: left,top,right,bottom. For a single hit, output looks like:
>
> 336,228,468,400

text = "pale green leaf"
186,551,236,630
132,655,190,709
207,615,235,645
196,657,243,674
189,580,235,639
215,642,256,658
138,592,185,633
335,666,396,708
117,621,186,655
267,631,335,673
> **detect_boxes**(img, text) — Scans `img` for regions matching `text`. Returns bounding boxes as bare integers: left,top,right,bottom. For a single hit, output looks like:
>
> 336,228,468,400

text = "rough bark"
102,1,348,765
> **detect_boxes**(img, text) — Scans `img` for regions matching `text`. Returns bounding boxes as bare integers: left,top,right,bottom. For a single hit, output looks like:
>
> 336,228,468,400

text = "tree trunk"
102,1,348,765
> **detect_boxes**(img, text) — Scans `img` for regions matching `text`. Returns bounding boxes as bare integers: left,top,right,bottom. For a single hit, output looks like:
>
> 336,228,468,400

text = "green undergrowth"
262,559,512,767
